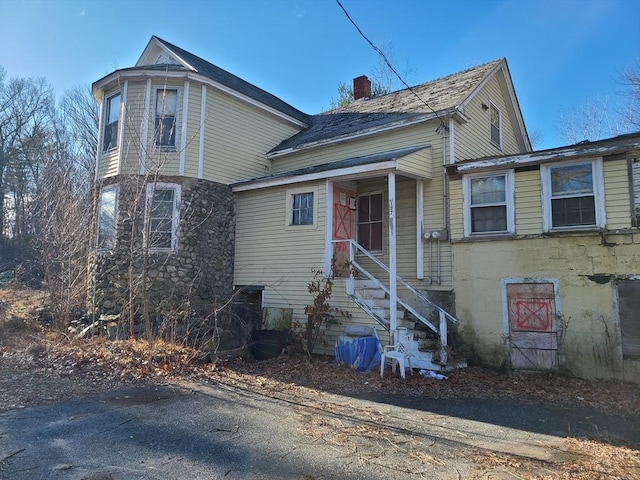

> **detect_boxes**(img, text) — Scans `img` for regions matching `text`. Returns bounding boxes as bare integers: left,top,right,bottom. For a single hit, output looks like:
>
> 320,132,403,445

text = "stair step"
353,279,380,289
372,308,405,320
355,287,386,299
361,297,391,308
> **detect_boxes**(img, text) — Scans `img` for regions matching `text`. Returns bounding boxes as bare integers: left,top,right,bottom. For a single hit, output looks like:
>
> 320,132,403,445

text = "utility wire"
335,0,447,130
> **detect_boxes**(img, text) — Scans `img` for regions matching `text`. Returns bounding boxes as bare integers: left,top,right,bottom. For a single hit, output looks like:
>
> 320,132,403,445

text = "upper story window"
154,88,178,148
102,93,121,152
291,192,314,225
463,171,514,236
489,103,501,148
145,183,181,251
97,184,118,250
357,192,383,252
541,159,605,231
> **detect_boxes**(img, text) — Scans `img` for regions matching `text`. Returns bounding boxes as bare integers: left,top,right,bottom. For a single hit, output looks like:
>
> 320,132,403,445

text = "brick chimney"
353,75,372,100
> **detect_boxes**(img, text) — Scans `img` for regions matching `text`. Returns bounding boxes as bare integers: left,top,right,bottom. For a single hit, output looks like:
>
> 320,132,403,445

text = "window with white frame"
489,103,501,147
463,171,514,236
290,192,314,225
357,192,383,252
102,92,121,152
154,88,178,148
97,184,118,250
145,183,180,251
541,159,605,231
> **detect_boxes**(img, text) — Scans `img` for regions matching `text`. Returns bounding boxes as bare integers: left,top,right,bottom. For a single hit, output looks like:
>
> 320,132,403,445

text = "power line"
335,0,447,130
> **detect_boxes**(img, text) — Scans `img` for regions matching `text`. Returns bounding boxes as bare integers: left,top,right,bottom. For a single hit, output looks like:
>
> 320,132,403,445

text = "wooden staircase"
350,279,446,372
340,239,464,373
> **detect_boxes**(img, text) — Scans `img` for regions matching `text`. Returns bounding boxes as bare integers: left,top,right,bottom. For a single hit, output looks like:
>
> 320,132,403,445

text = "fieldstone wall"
90,175,236,324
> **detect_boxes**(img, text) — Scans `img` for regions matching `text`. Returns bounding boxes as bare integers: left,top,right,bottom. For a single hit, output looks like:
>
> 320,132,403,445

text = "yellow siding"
604,159,632,229
203,90,301,184
397,148,432,178
453,234,640,382
515,169,543,235
455,76,522,161
119,81,147,176
272,122,441,174
183,83,202,179
234,181,327,340
449,180,464,240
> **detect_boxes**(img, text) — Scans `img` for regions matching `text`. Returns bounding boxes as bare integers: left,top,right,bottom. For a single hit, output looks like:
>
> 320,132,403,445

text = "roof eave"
451,135,640,173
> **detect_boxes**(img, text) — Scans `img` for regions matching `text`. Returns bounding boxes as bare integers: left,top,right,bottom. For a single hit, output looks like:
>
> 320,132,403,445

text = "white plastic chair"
380,333,414,379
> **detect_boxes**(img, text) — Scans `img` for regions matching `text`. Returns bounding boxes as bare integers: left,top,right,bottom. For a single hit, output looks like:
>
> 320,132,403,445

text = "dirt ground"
1,288,639,479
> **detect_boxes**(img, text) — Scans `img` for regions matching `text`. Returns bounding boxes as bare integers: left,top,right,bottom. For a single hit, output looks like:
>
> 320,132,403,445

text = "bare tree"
558,60,640,144
329,41,416,110
0,67,55,245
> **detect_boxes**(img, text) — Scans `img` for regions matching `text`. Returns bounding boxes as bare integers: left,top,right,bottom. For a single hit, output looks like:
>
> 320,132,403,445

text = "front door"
506,282,559,370
332,185,356,277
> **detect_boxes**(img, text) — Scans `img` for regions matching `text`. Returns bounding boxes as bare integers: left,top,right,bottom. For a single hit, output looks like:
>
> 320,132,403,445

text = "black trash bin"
251,329,284,361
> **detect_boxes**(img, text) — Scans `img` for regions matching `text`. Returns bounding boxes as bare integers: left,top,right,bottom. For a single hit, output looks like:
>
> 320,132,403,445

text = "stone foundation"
90,176,236,324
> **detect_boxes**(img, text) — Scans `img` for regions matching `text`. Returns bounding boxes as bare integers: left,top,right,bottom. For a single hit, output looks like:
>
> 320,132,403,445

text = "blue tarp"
335,335,381,373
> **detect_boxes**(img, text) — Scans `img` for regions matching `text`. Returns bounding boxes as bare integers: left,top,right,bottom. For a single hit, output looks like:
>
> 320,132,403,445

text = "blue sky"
1,0,638,150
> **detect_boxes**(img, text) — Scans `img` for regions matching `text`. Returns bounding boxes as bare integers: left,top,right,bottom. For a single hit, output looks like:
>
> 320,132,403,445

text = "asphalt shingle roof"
152,36,310,125
270,59,503,154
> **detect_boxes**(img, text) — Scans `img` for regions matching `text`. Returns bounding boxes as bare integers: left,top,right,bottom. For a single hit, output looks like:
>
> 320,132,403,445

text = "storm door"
506,282,559,370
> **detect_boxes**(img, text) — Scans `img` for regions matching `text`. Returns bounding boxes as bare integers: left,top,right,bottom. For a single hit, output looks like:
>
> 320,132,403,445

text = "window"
102,93,121,152
290,192,314,225
463,172,514,236
97,185,118,250
154,88,178,147
541,159,605,231
357,192,383,252
490,103,501,147
145,183,180,251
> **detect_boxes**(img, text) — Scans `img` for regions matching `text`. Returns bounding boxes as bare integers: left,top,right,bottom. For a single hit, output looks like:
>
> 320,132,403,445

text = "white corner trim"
179,81,189,176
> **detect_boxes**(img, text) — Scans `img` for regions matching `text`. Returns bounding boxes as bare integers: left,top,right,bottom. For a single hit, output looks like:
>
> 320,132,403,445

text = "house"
446,133,640,382
92,36,638,382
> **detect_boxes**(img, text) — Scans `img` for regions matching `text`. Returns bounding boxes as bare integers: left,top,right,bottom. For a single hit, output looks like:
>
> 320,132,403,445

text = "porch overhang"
232,145,432,192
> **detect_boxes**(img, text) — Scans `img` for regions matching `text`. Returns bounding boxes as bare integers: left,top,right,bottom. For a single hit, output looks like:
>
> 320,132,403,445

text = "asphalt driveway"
1,381,638,480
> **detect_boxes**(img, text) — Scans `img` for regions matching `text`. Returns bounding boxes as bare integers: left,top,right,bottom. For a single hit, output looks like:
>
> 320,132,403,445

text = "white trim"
95,98,104,182
324,180,333,277
232,160,398,192
284,186,319,231
116,81,127,174
416,180,424,280
463,170,515,237
388,173,397,333
152,85,180,150
460,60,503,109
448,118,455,164
179,81,189,176
144,182,181,252
540,158,606,232
198,85,206,179
94,69,308,129
140,79,152,175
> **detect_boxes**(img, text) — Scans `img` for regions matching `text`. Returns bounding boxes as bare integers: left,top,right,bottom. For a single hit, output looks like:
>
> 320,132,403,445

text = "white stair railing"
335,239,458,365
